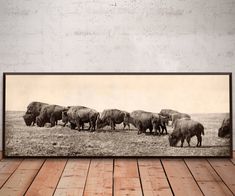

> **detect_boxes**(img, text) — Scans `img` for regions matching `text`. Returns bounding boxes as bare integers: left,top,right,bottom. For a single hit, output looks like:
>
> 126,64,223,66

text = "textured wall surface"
0,0,235,150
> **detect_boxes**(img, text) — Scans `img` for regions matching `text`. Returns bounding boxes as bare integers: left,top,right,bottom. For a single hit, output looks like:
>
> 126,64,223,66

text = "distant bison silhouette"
218,116,230,138
23,101,48,126
171,112,191,127
169,119,204,147
159,109,179,124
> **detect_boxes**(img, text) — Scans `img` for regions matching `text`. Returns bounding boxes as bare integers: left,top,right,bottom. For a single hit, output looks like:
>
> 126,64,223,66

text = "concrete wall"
0,0,234,149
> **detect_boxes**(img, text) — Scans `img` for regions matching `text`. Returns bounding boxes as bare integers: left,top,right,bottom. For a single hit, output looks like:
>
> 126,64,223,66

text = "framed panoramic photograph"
3,73,232,158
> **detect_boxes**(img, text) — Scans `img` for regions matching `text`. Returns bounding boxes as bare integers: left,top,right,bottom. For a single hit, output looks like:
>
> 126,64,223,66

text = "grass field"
4,111,231,157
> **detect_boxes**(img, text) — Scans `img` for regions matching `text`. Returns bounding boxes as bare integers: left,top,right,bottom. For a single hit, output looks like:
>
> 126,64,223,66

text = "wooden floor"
0,152,234,196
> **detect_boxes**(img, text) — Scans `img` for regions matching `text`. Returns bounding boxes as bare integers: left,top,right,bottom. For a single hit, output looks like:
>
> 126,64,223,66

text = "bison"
168,119,204,147
62,106,87,130
96,109,130,130
36,104,66,127
171,112,191,127
218,116,230,138
62,106,99,131
129,110,162,135
23,114,35,126
159,109,179,125
23,101,48,126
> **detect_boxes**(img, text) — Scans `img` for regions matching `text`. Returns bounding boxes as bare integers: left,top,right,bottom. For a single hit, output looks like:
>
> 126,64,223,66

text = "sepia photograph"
3,73,232,157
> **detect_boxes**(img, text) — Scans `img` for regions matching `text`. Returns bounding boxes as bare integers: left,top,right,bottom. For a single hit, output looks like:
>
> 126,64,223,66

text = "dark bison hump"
26,101,48,115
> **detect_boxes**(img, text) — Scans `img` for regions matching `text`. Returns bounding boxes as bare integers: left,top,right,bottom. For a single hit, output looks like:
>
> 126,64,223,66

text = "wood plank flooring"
0,153,234,196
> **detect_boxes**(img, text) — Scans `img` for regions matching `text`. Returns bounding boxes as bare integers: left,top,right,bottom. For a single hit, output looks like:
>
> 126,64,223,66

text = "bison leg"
186,137,191,147
81,122,85,130
180,138,185,147
70,123,76,129
110,120,115,130
153,127,158,135
123,122,130,130
32,118,36,126
75,119,81,131
50,117,56,127
163,127,168,134
137,127,142,134
157,126,161,135
123,123,130,130
138,129,142,134
162,123,168,134
172,120,175,128
149,127,153,134
51,121,55,127
136,122,143,134
197,135,202,147
91,121,96,131
154,125,161,135
108,119,113,130
88,120,94,131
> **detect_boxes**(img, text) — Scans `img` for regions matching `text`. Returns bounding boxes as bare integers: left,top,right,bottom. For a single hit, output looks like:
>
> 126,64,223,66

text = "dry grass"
4,111,231,157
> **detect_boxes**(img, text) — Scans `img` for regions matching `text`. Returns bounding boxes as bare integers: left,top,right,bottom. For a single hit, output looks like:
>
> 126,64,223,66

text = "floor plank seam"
229,159,235,166
23,159,46,195
160,159,175,196
52,159,68,196
81,159,91,196
207,159,235,196
137,159,144,196
184,159,205,196
0,158,24,189
112,159,115,196
183,159,205,195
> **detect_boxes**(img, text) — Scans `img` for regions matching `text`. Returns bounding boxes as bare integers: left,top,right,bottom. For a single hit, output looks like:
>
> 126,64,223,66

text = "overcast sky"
5,74,230,113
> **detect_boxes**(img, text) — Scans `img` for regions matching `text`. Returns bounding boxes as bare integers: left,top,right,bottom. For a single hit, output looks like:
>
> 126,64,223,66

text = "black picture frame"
2,72,233,158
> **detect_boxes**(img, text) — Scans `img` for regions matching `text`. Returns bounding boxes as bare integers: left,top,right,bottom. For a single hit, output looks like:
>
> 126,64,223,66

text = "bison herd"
23,102,231,148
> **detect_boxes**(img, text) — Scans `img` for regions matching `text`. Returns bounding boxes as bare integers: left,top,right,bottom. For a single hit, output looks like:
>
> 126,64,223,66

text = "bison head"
96,117,105,129
218,126,230,138
23,114,34,126
36,116,45,127
168,133,180,147
218,118,230,138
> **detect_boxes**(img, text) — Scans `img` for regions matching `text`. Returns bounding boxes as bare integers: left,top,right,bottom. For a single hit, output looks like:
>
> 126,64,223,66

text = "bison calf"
169,119,204,147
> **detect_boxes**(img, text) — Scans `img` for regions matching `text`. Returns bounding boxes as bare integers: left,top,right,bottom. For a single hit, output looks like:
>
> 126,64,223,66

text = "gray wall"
0,0,234,149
